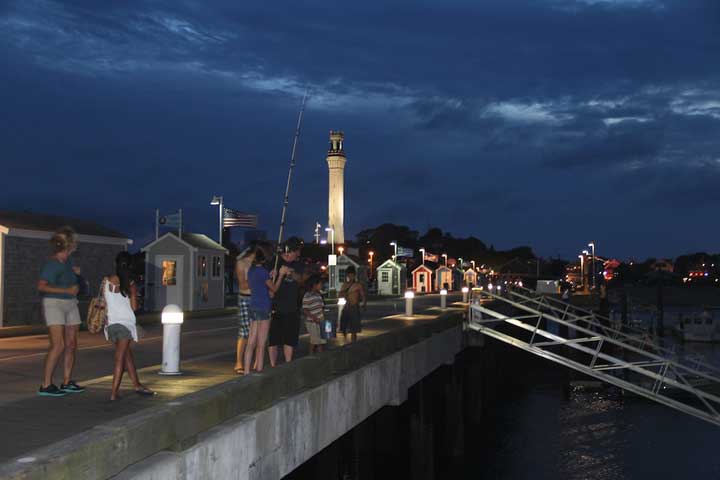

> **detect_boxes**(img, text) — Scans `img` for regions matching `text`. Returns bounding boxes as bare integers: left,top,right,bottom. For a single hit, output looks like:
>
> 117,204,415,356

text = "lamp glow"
404,290,415,299
159,304,183,375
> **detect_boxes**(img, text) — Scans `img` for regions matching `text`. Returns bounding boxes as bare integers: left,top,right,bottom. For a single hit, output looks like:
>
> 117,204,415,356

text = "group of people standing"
233,237,367,374
36,227,368,399
37,226,152,400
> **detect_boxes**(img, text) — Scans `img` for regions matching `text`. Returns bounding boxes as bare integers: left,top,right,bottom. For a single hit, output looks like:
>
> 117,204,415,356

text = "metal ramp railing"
468,290,720,427
499,286,720,379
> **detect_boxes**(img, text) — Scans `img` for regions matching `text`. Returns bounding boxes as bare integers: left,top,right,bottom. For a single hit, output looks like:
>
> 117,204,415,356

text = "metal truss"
468,290,720,428
499,286,720,379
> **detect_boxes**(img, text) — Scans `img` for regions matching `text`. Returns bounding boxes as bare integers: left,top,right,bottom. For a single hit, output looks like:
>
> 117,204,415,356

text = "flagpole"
155,209,159,240
179,209,183,237
218,200,223,245
274,88,309,272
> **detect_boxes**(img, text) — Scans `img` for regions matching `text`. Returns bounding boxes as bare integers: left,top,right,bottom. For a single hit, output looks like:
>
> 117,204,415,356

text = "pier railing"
469,289,720,428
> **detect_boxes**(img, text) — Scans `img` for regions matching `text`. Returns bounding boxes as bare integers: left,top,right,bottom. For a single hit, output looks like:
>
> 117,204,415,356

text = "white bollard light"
159,304,184,376
404,290,415,316
338,297,347,323
462,286,469,303
440,289,448,309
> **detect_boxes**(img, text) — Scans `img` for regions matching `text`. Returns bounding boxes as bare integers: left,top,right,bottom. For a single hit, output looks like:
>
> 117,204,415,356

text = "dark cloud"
1,0,720,258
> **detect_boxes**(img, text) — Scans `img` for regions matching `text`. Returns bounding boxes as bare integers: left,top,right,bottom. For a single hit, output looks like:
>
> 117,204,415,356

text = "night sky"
1,0,719,259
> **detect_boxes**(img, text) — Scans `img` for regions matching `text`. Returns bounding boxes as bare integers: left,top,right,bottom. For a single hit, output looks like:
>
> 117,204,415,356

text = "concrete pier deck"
0,296,466,480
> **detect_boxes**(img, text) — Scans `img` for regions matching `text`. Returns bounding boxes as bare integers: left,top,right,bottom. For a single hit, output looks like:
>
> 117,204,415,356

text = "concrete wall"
2,236,123,326
0,313,464,480
115,326,462,480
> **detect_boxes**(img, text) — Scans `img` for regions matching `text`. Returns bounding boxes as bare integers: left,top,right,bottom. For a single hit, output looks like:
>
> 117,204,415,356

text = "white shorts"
42,298,81,327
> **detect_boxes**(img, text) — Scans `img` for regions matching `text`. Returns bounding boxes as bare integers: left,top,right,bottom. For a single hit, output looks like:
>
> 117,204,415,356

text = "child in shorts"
302,274,327,354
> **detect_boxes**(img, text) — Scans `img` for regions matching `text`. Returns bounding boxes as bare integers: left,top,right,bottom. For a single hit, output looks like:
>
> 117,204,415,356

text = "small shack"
464,268,478,287
0,211,132,327
435,265,453,291
142,232,227,312
376,259,407,296
330,254,369,291
411,264,434,293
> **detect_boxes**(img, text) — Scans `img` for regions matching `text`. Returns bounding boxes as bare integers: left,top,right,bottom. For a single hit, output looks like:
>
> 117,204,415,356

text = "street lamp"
325,226,335,252
338,246,344,256
588,242,596,290
210,195,223,244
419,248,426,265
390,242,398,262
325,226,336,292
442,253,448,266
471,260,476,270
368,251,374,277
579,254,585,291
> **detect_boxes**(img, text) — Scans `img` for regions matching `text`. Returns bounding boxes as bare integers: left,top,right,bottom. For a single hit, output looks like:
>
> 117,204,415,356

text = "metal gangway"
468,289,720,427
506,286,720,378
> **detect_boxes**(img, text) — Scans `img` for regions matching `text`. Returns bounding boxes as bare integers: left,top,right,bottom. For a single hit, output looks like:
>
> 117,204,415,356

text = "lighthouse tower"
327,131,346,244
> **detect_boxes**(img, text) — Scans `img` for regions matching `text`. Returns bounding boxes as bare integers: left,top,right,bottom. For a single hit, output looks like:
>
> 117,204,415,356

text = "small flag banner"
425,253,439,263
396,246,414,258
223,208,258,228
159,212,181,227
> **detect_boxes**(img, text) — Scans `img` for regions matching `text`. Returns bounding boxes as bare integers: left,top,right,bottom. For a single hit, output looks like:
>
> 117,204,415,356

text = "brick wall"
3,236,124,326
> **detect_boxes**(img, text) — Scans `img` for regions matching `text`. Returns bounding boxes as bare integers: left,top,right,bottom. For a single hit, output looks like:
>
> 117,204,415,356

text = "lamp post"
338,246,344,256
210,195,223,244
419,248,426,265
579,254,585,291
442,253,448,266
368,251,374,278
405,290,415,316
471,260,476,271
325,226,336,292
390,242,398,262
159,304,184,375
588,242,596,290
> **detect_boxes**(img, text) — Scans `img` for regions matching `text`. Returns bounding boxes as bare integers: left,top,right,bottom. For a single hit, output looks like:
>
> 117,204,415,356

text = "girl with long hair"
105,252,154,400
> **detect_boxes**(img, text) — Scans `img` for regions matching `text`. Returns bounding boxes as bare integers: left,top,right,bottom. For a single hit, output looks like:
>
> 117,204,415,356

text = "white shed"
142,232,228,312
376,259,407,296
330,254,369,291
435,265,453,291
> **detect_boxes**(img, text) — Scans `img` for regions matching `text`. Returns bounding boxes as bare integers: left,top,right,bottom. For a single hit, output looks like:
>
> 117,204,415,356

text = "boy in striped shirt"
302,274,327,354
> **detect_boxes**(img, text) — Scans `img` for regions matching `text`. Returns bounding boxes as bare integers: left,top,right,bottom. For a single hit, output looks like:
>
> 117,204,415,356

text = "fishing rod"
274,88,309,272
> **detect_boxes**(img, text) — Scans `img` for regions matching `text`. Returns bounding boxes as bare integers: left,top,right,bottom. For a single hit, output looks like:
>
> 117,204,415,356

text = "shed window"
211,256,222,278
339,268,347,283
198,256,207,278
381,271,389,282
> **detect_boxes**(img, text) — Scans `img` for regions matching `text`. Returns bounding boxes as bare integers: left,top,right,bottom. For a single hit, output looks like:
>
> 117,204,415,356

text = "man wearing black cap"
269,237,305,366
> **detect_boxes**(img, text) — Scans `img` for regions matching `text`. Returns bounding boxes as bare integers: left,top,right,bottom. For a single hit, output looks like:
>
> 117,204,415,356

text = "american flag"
223,208,258,228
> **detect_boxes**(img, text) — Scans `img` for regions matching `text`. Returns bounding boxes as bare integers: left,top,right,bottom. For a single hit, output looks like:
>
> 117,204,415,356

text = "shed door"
156,255,183,309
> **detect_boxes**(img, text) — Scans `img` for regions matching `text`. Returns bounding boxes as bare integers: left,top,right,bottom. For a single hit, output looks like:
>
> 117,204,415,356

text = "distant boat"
673,310,720,342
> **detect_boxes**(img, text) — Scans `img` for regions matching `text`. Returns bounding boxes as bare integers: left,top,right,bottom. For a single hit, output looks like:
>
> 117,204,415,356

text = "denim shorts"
250,308,270,321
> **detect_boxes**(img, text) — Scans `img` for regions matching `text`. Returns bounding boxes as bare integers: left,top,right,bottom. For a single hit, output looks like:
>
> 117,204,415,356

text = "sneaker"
60,380,86,393
38,384,67,397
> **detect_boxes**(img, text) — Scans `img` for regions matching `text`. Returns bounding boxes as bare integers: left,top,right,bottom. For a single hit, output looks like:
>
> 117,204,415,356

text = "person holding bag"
104,252,154,401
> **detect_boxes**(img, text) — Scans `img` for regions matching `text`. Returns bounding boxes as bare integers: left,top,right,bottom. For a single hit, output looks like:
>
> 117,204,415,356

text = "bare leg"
268,345,278,367
110,340,130,400
351,333,357,343
42,326,65,388
63,324,79,384
255,320,270,372
283,345,293,363
244,322,259,376
234,338,247,372
123,346,141,389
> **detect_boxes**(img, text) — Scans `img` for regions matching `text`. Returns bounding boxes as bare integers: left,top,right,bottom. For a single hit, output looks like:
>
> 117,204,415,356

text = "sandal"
234,368,245,375
135,387,156,396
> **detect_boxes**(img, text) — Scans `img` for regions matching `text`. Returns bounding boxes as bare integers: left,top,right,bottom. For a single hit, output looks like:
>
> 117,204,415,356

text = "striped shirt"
302,291,324,322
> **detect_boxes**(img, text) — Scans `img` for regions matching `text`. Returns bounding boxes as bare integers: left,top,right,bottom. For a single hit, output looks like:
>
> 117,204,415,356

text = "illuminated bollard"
405,290,415,316
440,289,448,309
338,297,346,325
159,304,184,376
462,286,469,303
